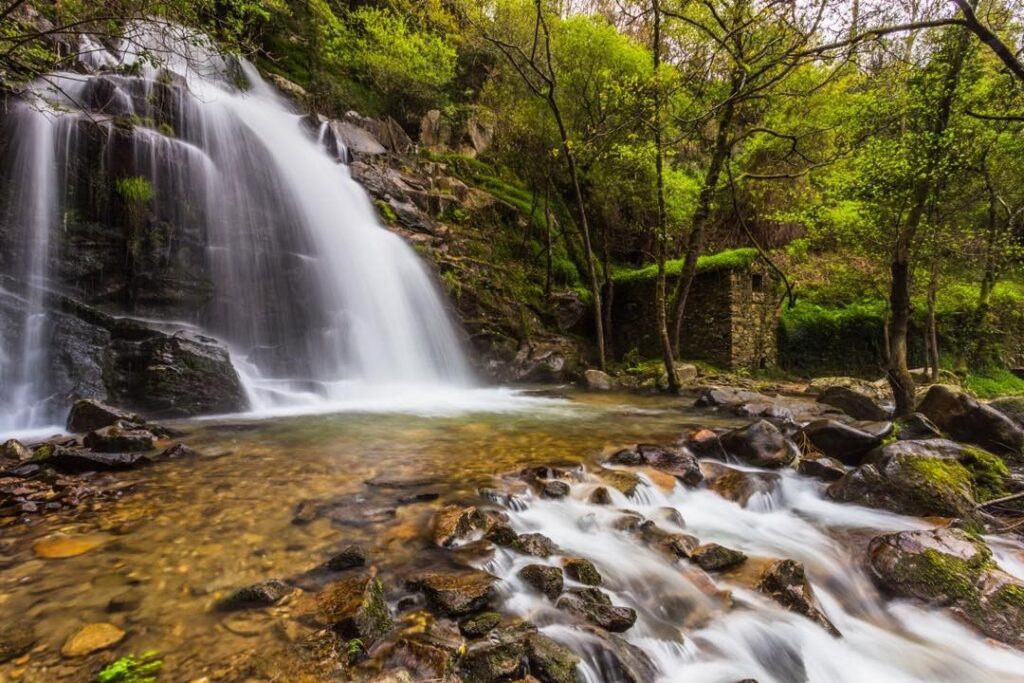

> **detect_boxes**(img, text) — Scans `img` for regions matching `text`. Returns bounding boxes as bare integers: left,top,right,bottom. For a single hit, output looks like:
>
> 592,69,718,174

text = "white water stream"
478,466,1024,683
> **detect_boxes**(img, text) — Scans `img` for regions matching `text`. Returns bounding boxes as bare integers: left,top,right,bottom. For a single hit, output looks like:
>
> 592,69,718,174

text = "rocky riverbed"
1,384,1024,682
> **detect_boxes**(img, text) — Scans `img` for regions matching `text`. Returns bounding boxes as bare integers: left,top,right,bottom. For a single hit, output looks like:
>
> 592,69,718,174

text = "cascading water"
0,24,477,432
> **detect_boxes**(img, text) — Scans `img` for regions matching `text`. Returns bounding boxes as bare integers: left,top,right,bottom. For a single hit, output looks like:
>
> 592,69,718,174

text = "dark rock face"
325,544,367,571
556,588,637,633
218,579,292,610
66,399,141,433
756,559,840,636
83,422,155,452
316,573,393,645
406,570,498,616
868,527,1024,647
827,439,984,520
518,564,564,600
989,396,1024,429
799,419,883,466
917,385,1024,457
817,385,892,421
719,420,798,469
796,455,846,482
106,330,247,418
578,627,657,683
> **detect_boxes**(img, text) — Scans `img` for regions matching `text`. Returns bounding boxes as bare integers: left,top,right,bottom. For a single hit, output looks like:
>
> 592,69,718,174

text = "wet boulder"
583,369,614,391
640,444,703,486
701,462,780,506
459,612,502,638
459,622,535,682
796,455,846,482
48,445,153,473
563,557,602,586
433,504,489,547
827,439,999,521
895,412,943,441
989,396,1024,429
719,420,798,469
407,570,499,616
526,634,582,683
695,387,769,408
513,532,558,558
816,385,892,421
578,627,657,683
868,527,1024,647
66,398,142,433
518,564,564,600
0,440,31,466
588,487,613,505
917,385,1024,457
689,543,747,572
756,559,840,636
106,329,248,418
218,579,292,610
799,419,883,466
556,588,637,633
83,421,156,453
316,573,393,645
541,480,571,499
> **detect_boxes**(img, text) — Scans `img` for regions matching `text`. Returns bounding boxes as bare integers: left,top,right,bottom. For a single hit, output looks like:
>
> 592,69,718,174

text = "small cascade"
0,24,474,431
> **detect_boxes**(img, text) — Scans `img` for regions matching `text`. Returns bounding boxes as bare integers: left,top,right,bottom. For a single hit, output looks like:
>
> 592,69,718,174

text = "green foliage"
613,248,759,284
96,652,163,683
115,177,154,204
963,368,1024,399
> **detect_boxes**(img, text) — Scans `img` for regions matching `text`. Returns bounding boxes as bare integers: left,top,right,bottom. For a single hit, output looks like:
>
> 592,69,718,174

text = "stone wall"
612,263,779,370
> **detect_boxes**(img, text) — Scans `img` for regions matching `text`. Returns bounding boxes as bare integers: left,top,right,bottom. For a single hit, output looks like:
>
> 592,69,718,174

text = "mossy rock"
316,573,393,646
868,527,1024,647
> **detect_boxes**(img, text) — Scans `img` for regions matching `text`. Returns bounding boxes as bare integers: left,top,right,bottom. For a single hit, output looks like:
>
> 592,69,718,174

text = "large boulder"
917,385,1024,457
65,399,142,433
582,369,613,391
607,444,702,487
816,385,892,421
556,588,637,633
827,439,1007,520
106,330,248,417
83,422,155,452
406,570,499,616
316,573,393,646
719,420,798,469
799,419,884,466
868,527,1024,647
989,396,1024,429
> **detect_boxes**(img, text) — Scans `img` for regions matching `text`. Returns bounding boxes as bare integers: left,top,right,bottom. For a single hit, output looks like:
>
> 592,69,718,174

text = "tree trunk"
670,93,737,354
926,261,940,382
886,26,971,416
543,191,553,296
652,0,679,392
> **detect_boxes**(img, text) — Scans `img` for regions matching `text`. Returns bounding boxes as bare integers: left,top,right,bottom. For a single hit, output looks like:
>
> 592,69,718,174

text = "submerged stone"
218,579,292,610
325,544,367,571
407,570,498,616
316,573,393,645
0,623,36,664
61,622,125,657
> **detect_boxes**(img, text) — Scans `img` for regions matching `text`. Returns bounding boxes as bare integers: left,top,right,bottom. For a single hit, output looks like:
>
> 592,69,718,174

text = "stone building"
612,253,780,370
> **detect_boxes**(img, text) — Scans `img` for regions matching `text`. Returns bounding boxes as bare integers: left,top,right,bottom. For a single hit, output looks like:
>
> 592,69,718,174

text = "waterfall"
0,25,474,432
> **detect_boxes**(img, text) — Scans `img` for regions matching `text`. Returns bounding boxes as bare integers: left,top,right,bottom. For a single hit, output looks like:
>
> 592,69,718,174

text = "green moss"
374,199,397,224
612,247,759,284
115,177,154,204
910,548,988,602
992,584,1024,611
96,652,162,683
958,447,1010,502
906,456,973,494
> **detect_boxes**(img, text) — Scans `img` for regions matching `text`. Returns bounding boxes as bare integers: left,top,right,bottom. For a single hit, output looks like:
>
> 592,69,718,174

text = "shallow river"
2,390,1023,682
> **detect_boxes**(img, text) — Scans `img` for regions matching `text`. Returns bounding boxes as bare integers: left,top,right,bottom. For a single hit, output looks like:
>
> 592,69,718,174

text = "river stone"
597,468,641,497
0,439,31,465
218,579,292,610
637,444,703,486
816,385,892,421
690,543,747,571
695,386,769,408
317,573,393,644
756,559,840,636
525,634,582,683
50,446,153,473
917,385,1024,457
826,439,983,520
83,422,156,453
459,612,502,638
0,623,36,663
518,564,563,600
326,544,367,570
61,622,126,657
989,396,1024,428
895,412,943,441
556,588,637,633
459,623,532,682
588,487,613,505
868,527,1024,647
583,369,613,391
563,557,602,586
796,455,846,482
34,534,107,558
541,480,572,499
719,420,798,469
799,419,883,466
407,570,498,616
513,532,557,558
579,627,657,683
433,504,488,547
66,399,142,433
701,462,780,506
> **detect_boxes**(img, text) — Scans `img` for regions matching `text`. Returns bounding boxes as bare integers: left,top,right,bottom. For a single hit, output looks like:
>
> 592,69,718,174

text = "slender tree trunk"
652,0,679,391
549,98,606,369
926,260,940,382
670,93,737,354
601,228,614,359
971,165,1000,365
543,191,553,296
886,26,970,416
